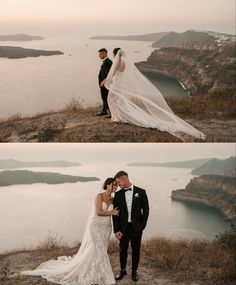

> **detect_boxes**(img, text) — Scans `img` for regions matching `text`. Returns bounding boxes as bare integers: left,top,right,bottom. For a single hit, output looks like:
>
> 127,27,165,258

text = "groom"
113,171,149,282
97,48,113,118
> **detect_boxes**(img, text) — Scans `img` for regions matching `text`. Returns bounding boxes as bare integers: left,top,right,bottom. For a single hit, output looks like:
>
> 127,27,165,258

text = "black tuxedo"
98,58,112,113
112,185,149,271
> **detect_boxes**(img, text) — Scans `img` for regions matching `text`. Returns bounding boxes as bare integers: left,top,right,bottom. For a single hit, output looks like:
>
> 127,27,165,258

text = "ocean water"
0,36,187,119
0,163,230,253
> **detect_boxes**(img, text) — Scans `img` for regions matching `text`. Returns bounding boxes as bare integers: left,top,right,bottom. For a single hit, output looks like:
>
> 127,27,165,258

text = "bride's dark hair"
113,47,121,56
103,177,115,190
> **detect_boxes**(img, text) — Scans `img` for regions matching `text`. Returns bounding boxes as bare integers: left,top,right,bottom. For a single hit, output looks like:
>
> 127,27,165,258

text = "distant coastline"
0,34,44,41
0,46,63,59
0,159,81,169
0,170,99,186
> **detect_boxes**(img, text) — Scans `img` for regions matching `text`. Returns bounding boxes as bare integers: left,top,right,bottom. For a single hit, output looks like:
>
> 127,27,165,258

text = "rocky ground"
1,233,235,285
0,244,210,285
0,106,235,142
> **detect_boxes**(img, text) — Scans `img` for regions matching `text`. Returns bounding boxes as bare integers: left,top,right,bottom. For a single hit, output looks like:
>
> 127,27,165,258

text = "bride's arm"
95,194,118,216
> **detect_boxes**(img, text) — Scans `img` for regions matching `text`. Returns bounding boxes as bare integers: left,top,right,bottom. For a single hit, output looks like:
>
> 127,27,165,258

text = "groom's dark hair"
114,170,128,179
98,48,108,53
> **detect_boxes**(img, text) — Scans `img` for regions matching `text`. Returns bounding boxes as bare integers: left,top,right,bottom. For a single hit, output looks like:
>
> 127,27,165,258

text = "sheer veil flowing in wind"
105,49,206,141
21,185,112,285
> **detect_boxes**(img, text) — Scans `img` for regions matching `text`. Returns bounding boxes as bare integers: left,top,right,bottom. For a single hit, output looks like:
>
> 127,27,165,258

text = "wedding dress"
21,201,116,285
104,49,206,141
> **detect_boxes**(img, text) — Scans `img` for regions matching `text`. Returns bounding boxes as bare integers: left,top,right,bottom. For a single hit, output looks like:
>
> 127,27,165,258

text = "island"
127,158,212,169
152,30,236,48
191,157,236,176
0,46,64,59
171,174,236,227
0,34,44,41
90,31,171,42
0,170,99,186
0,159,81,169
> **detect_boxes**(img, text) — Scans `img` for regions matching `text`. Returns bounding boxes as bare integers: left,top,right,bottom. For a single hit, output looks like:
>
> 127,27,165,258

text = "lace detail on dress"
22,203,115,285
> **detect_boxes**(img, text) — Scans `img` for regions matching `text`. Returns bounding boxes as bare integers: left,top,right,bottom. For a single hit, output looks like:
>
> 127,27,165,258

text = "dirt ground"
0,107,235,142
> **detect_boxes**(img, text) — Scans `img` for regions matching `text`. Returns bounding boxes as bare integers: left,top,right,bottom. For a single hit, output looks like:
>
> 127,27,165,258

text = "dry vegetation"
0,230,236,285
166,90,236,120
0,92,235,142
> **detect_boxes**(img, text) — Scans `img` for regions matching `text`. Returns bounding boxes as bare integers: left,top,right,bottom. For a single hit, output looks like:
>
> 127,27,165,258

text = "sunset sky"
0,143,235,163
0,0,235,36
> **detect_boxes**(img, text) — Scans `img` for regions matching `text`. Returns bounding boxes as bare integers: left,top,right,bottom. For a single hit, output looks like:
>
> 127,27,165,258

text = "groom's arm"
103,60,112,78
112,193,120,233
141,190,149,230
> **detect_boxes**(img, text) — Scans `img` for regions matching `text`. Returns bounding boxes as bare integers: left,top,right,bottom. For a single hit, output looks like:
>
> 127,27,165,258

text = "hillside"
192,157,236,176
90,31,171,42
0,170,99,186
127,158,213,168
0,98,235,142
1,235,235,285
0,34,44,41
152,30,236,48
171,175,236,226
0,46,63,59
137,44,236,95
0,159,81,169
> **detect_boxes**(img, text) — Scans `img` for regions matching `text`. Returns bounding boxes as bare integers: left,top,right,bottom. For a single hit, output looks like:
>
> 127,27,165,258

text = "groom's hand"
115,231,123,240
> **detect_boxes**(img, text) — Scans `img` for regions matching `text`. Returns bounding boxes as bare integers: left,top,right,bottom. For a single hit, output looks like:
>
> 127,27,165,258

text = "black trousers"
100,86,109,113
119,223,143,272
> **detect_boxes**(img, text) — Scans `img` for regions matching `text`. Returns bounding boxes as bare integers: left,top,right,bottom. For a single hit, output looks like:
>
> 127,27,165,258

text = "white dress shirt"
125,184,134,222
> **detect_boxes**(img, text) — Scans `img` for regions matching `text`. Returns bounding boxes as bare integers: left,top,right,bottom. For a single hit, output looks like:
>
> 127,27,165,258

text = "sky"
0,143,235,164
0,0,235,37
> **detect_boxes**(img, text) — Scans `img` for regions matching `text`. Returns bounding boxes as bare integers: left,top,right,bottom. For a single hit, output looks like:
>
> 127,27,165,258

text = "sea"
0,36,188,119
0,163,230,253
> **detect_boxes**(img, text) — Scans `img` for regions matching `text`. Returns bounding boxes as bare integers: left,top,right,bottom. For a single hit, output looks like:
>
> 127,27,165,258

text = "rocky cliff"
136,44,236,95
171,175,236,226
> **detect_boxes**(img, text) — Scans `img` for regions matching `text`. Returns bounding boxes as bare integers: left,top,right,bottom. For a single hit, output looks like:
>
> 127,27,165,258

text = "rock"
136,44,236,95
171,175,236,227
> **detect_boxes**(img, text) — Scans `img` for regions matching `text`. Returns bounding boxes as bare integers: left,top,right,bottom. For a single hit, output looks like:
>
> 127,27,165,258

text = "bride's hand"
112,207,119,216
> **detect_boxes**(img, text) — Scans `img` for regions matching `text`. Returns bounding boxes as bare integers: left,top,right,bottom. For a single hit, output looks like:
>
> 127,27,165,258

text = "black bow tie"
123,188,132,192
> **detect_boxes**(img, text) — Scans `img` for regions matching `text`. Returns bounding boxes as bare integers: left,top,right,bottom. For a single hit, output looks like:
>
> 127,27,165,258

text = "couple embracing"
22,171,149,285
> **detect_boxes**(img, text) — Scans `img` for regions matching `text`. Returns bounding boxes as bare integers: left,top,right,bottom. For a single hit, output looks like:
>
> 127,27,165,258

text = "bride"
21,177,119,285
104,48,206,141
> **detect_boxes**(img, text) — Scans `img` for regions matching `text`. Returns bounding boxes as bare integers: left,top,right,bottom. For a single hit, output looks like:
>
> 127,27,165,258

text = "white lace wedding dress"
105,49,206,141
21,202,116,285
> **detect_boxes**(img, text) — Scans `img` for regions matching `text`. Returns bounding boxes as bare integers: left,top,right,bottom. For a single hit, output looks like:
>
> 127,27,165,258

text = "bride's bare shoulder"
96,193,103,200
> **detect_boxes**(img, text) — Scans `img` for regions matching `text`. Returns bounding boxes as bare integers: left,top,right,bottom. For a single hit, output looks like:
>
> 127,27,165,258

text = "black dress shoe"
104,114,111,118
115,270,127,280
132,271,139,281
96,111,107,116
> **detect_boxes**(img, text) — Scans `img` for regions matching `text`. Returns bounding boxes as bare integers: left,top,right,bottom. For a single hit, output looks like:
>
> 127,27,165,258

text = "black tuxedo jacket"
112,185,149,233
98,58,113,85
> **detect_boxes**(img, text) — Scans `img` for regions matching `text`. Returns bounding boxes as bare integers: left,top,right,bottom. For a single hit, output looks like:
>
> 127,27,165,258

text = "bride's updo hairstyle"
113,48,123,56
103,177,115,190
113,47,121,56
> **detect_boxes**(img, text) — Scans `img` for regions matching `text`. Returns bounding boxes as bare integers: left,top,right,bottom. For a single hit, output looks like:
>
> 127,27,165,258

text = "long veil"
21,185,105,284
105,49,206,141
